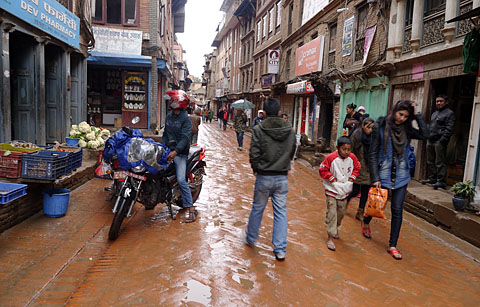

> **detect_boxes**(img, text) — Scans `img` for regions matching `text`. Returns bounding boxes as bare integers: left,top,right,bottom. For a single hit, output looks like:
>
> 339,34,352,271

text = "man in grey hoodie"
244,98,296,261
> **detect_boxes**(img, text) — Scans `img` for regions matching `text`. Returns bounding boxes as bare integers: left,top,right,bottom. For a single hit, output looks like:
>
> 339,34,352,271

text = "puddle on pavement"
233,221,246,227
232,274,254,290
183,280,211,305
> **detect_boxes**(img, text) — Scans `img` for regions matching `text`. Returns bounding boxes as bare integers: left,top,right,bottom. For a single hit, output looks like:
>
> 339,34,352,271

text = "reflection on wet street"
1,122,480,306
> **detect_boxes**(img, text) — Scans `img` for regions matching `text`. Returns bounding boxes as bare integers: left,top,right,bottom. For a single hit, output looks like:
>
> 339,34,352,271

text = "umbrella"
231,99,255,109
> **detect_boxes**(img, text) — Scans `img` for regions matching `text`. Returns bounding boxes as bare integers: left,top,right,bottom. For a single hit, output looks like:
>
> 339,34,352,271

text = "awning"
447,6,480,23
88,52,152,68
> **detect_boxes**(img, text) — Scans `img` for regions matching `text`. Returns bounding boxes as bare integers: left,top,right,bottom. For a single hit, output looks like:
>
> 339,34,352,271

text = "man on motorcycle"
163,90,197,223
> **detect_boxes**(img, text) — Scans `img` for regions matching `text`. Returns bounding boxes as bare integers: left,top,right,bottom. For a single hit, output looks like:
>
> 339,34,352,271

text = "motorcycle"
103,124,206,240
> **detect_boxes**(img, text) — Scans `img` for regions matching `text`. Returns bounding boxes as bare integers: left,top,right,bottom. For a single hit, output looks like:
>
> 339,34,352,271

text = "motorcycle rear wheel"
108,197,128,240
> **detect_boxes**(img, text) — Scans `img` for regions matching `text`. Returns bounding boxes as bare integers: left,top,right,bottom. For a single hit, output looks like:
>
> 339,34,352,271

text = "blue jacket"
369,115,428,189
162,110,192,156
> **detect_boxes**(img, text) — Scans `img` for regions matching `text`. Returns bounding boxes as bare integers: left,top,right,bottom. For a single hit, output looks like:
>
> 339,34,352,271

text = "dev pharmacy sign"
0,0,80,49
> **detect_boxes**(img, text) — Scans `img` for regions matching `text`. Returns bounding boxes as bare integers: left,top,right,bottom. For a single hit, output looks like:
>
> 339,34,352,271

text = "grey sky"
177,0,224,78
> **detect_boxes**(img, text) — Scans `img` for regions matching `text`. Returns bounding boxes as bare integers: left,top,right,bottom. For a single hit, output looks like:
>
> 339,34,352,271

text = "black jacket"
162,110,192,155
429,107,455,143
249,117,296,176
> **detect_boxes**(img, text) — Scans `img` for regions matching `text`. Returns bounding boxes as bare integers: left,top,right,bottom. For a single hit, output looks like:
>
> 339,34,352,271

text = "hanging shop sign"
363,25,377,65
215,88,224,97
302,0,329,25
261,74,276,87
286,81,314,94
1,0,80,49
412,62,424,80
92,27,143,56
267,50,280,74
295,36,325,76
342,16,355,57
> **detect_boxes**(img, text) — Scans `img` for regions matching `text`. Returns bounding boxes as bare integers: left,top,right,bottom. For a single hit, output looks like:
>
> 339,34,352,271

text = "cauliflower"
69,129,78,137
71,125,78,130
79,139,87,148
78,121,91,133
86,132,96,140
87,140,99,149
100,129,111,136
96,137,105,146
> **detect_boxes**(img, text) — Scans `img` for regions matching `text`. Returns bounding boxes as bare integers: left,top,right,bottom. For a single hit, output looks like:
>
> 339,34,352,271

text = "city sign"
295,36,325,76
267,49,280,74
0,0,80,49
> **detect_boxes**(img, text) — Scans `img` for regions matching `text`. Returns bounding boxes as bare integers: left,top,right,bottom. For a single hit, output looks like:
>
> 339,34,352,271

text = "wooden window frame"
93,0,140,27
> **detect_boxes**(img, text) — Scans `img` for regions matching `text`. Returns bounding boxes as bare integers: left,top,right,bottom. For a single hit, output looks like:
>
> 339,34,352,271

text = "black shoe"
274,251,286,261
433,182,446,190
420,179,435,185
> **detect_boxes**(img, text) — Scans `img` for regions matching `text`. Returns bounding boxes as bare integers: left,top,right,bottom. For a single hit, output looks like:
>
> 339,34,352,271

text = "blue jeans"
190,132,198,145
236,131,244,147
246,174,289,254
363,184,407,247
174,154,193,208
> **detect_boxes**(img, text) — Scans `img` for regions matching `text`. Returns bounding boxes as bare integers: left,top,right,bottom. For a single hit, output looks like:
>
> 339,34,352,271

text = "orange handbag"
364,187,388,219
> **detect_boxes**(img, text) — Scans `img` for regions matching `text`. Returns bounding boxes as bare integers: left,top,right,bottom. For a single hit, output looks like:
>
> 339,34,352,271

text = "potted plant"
451,180,476,211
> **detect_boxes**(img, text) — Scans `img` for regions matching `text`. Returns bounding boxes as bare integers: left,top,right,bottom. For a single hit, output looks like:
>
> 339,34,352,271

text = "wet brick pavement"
0,122,479,306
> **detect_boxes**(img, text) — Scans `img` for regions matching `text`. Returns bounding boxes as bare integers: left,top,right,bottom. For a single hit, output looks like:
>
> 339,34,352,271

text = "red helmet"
166,90,190,109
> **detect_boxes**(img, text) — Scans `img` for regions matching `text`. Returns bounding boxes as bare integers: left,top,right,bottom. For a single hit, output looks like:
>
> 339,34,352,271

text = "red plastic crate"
0,150,24,178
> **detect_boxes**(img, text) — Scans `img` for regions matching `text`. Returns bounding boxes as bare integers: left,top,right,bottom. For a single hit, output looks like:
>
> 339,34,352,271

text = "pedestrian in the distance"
421,95,455,190
363,100,428,260
281,113,289,121
346,117,375,220
222,107,228,131
217,108,224,130
202,108,207,121
234,109,248,150
252,110,265,128
190,108,201,145
319,136,361,252
207,107,213,123
244,98,296,261
343,103,362,136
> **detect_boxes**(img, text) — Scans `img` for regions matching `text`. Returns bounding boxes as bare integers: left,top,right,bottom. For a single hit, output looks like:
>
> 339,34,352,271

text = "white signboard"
267,50,280,74
302,0,329,25
92,26,142,55
216,88,224,97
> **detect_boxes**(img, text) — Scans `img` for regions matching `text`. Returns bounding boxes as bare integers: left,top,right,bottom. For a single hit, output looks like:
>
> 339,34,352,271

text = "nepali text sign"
302,0,329,25
92,26,143,55
261,74,276,87
267,50,280,74
363,25,376,64
286,81,314,94
342,16,354,57
295,36,325,76
0,0,80,48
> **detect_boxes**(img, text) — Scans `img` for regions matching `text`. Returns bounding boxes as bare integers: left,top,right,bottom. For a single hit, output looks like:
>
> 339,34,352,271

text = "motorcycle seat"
188,146,202,163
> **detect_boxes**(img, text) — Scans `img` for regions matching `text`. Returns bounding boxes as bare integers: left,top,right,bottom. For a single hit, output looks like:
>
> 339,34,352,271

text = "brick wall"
330,99,340,150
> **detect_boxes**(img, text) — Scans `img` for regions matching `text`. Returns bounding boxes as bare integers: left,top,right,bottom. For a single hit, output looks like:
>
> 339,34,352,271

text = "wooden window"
354,4,368,62
269,8,274,34
276,1,281,28
159,5,165,37
424,0,446,16
263,15,267,38
328,24,337,70
92,0,139,26
257,21,261,42
285,49,291,80
288,3,294,35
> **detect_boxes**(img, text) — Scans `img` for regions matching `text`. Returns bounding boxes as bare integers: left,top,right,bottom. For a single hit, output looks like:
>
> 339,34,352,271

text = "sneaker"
238,147,243,151
241,230,254,247
433,182,446,190
274,251,286,261
421,179,435,185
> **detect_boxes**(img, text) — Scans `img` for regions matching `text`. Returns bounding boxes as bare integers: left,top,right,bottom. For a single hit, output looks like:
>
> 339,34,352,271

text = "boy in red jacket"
319,136,361,251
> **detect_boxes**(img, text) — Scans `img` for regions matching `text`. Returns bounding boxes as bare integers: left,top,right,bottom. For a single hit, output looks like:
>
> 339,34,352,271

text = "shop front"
286,81,316,140
0,0,86,144
87,27,161,129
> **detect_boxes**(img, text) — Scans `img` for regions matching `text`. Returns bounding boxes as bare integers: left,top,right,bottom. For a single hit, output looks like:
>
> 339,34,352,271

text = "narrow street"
1,122,480,306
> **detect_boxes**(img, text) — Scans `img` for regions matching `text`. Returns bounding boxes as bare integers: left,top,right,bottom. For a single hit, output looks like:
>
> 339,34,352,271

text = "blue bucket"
66,137,79,147
43,188,70,218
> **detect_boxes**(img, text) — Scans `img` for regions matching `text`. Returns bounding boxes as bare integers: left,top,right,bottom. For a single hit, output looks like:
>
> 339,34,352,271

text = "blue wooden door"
11,34,37,142
45,45,65,143
70,54,84,125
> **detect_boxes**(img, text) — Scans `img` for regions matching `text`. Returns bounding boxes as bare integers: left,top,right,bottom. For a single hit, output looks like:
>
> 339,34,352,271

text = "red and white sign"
295,36,325,76
286,81,315,94
267,49,280,74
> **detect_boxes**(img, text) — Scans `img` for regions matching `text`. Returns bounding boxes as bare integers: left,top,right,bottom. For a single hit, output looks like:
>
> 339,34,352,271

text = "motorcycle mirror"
132,116,140,124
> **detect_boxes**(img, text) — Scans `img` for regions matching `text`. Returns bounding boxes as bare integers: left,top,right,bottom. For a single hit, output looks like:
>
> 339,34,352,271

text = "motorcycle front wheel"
108,197,128,240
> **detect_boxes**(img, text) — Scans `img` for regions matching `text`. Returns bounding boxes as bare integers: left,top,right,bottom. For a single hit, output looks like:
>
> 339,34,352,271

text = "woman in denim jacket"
362,100,428,260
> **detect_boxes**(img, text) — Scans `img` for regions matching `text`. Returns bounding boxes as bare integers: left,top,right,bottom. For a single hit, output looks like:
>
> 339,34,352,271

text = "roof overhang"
174,5,186,33
234,0,257,18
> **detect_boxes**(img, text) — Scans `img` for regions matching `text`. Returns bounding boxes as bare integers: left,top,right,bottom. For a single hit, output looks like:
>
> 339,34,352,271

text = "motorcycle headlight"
132,165,146,173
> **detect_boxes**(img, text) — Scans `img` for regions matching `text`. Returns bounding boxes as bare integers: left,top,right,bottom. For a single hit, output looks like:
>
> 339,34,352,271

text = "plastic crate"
0,182,27,204
52,146,83,173
0,144,41,178
21,151,69,180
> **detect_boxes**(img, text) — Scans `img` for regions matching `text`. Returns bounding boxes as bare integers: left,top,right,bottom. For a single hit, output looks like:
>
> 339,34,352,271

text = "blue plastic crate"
57,146,82,174
0,182,27,204
21,151,69,180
